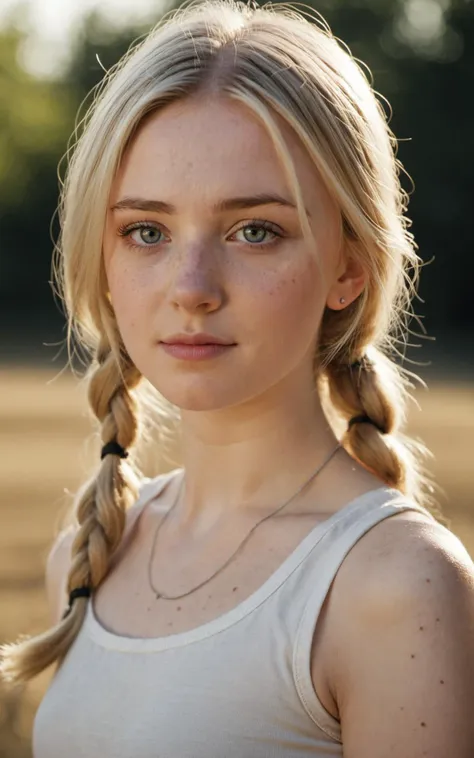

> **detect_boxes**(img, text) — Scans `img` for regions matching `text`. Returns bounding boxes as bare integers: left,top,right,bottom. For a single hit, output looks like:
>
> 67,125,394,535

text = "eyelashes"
116,219,285,251
117,222,164,247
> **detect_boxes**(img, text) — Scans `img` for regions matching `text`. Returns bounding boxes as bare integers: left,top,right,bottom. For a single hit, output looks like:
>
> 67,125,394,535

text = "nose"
169,244,224,314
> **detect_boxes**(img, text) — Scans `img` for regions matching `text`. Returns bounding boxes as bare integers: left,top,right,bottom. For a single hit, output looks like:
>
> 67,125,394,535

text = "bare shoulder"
333,508,474,619
327,509,474,758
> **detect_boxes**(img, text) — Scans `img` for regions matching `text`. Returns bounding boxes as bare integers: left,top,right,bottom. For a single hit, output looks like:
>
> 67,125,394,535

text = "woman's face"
103,96,363,411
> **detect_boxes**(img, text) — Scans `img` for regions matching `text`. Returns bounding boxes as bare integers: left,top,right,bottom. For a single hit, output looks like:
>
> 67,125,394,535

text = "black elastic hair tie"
101,441,129,460
350,355,374,371
348,415,386,434
61,586,91,620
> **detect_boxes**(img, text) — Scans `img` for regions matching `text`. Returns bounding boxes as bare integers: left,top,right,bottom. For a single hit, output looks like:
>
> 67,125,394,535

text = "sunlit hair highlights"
0,0,445,686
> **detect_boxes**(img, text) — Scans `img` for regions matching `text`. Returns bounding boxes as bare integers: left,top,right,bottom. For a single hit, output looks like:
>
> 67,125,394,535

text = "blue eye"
135,227,163,245
236,224,274,244
232,220,283,248
117,222,165,249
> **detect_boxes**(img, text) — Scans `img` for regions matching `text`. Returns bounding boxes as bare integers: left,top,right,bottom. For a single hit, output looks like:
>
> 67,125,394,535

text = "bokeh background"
0,0,473,755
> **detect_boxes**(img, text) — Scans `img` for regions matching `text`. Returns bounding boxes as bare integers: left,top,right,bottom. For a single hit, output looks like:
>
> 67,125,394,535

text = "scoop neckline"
85,481,399,652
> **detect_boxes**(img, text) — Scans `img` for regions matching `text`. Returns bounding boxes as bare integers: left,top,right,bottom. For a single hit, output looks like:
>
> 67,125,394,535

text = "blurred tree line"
0,0,473,364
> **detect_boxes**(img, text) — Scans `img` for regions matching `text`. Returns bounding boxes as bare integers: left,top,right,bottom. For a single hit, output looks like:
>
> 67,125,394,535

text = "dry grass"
0,367,473,757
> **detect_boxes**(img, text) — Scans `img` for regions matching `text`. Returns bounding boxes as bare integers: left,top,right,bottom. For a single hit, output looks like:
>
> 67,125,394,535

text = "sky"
0,0,162,76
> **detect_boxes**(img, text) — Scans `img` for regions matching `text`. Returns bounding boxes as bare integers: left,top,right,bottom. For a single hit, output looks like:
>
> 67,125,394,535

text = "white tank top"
33,468,436,757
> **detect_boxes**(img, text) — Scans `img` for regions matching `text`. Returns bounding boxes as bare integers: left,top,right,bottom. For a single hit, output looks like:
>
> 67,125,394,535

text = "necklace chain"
147,442,342,601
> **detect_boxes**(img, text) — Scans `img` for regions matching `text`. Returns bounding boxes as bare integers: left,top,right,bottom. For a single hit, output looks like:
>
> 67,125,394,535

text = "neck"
171,383,340,535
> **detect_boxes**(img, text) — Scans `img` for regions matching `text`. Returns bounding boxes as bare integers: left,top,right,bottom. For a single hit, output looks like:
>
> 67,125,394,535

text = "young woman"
2,1,473,755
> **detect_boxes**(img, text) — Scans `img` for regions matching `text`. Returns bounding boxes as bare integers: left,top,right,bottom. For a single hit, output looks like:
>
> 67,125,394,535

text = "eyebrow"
110,193,310,217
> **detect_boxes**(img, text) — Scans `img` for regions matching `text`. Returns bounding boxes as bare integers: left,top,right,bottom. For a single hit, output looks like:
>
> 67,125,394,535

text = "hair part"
0,0,446,687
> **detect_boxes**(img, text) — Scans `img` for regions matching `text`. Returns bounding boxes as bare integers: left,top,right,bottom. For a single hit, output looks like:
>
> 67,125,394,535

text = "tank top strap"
125,467,183,535
291,490,437,742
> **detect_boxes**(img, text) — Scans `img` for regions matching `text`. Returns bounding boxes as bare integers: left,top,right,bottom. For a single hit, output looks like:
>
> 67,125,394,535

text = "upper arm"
45,526,76,625
333,517,474,758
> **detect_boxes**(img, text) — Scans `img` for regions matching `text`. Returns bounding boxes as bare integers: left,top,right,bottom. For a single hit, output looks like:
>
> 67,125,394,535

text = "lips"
160,341,235,361
161,333,235,346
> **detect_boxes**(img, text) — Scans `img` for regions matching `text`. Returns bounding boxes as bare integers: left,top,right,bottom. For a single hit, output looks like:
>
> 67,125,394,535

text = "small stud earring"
340,297,346,305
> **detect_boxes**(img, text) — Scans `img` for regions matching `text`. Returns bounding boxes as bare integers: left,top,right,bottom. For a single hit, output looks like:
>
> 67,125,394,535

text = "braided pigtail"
322,347,447,525
0,342,142,685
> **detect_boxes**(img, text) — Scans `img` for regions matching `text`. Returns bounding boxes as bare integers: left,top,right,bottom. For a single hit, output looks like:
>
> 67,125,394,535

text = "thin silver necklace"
147,442,342,600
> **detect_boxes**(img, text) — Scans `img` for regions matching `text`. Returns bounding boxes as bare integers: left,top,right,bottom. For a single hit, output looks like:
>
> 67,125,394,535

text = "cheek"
106,262,153,342
251,257,324,346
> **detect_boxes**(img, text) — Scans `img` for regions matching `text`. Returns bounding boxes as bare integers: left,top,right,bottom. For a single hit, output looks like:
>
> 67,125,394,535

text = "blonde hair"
0,0,446,687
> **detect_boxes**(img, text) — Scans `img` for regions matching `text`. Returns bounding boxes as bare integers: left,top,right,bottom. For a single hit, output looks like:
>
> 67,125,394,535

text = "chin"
151,373,261,413
151,378,239,412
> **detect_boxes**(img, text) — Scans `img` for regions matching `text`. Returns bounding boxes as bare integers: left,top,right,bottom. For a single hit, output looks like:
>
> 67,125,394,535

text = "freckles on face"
103,96,341,409
246,254,324,354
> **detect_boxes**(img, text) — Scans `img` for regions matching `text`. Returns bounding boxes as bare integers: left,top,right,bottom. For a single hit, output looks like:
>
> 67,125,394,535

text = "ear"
326,252,367,311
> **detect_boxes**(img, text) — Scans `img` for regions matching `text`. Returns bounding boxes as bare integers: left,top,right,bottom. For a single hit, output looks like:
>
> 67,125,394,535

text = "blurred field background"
1,0,473,755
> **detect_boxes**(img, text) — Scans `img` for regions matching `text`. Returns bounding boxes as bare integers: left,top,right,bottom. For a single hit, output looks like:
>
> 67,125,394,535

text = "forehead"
111,96,334,218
